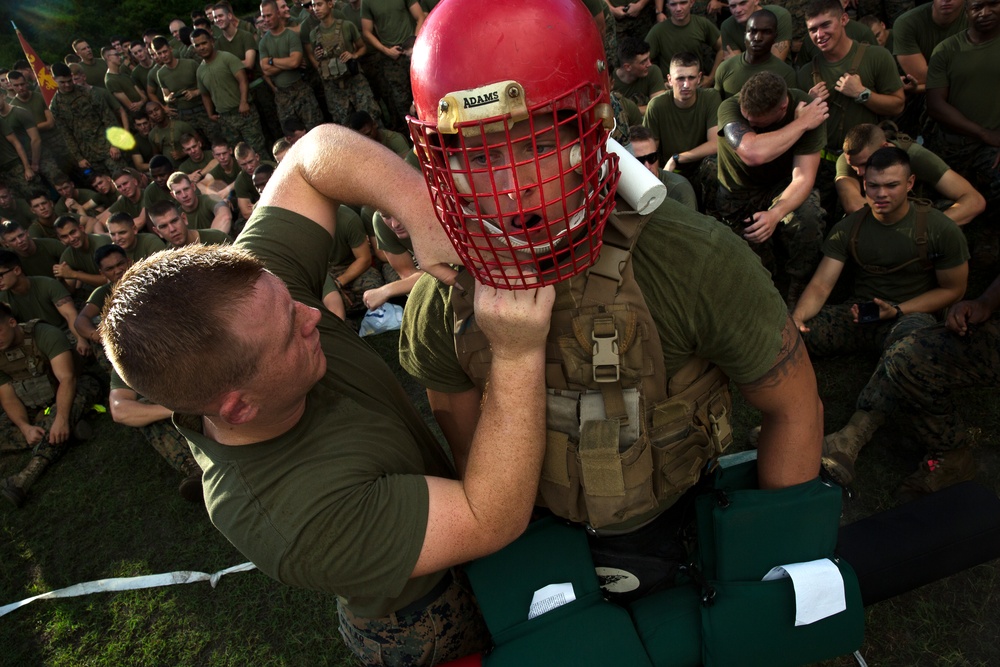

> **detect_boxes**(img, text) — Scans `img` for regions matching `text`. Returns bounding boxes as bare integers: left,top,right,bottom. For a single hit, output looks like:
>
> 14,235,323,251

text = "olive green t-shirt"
54,188,100,216
17,239,64,278
400,198,787,394
130,63,153,89
0,199,33,225
379,129,411,157
196,52,246,113
713,54,797,100
105,71,143,102
121,233,166,261
659,169,699,211
720,5,792,53
0,115,22,171
1,106,37,158
927,32,1000,132
179,153,214,176
209,162,241,185
797,41,902,149
717,89,826,191
60,234,112,276
108,194,144,219
141,183,176,212
175,205,453,618
234,161,277,201
86,281,114,309
645,16,721,74
0,321,71,387
892,3,967,59
156,59,203,110
78,59,109,88
613,65,666,109
823,204,969,303
361,0,417,47
149,119,198,159
834,139,950,194
184,194,225,230
194,228,230,245
0,276,72,331
259,29,304,88
328,205,367,268
643,88,721,161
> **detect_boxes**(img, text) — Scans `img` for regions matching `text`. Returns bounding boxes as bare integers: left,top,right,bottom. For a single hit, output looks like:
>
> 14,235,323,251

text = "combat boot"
896,447,977,503
821,410,884,488
178,459,204,503
1,454,52,508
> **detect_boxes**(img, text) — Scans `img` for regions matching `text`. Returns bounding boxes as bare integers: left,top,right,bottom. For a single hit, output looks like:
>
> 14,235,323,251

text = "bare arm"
791,255,846,331
897,263,968,315
259,124,460,273
736,317,823,488
896,53,928,90
48,351,77,444
934,169,987,227
335,241,372,286
362,250,423,310
704,37,724,87
53,262,108,288
54,296,91,356
37,109,56,132
210,198,233,234
412,280,554,577
409,1,426,36
743,153,820,244
0,383,44,445
25,126,42,172
427,387,482,477
109,387,173,427
362,18,393,56
772,40,791,62
723,97,828,166
74,303,102,344
834,173,866,214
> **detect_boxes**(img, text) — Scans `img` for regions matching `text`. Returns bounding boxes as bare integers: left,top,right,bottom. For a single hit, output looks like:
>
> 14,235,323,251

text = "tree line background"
1,0,261,72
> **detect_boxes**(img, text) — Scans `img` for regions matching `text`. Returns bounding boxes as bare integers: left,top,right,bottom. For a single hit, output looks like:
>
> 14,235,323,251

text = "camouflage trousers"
175,107,222,145
219,108,269,160
929,131,1000,215
137,414,200,477
801,302,936,359
330,264,385,315
251,81,283,154
337,569,490,666
715,185,826,285
858,316,1000,452
379,52,413,132
602,10,620,70
0,162,35,199
613,12,654,58
274,79,325,132
321,74,380,127
0,375,101,456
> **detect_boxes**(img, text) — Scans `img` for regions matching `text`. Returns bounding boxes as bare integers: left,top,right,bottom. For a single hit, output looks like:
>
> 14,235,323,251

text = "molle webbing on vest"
5,320,56,410
452,207,733,529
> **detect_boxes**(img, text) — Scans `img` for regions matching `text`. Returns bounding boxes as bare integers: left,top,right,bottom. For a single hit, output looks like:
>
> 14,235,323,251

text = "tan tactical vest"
2,320,56,410
313,21,350,81
452,208,734,529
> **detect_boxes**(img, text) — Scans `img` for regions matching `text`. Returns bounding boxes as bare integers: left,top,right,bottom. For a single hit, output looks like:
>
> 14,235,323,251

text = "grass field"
2,295,1000,666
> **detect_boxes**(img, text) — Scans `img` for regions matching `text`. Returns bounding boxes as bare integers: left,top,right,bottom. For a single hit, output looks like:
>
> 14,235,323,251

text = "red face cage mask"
406,0,619,289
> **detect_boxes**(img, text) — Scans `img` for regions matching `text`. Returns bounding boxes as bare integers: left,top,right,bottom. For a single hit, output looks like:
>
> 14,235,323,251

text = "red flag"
12,23,58,106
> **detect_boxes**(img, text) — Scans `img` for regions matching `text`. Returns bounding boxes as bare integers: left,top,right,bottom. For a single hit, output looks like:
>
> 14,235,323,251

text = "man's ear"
218,390,259,425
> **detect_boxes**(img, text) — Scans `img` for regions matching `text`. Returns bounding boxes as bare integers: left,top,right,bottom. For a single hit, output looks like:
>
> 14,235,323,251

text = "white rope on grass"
0,562,257,618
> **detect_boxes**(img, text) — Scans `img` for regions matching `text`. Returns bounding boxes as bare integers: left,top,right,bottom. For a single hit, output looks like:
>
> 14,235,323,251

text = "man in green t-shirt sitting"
0,302,100,508
715,72,829,305
613,37,667,115
835,123,986,227
791,147,970,490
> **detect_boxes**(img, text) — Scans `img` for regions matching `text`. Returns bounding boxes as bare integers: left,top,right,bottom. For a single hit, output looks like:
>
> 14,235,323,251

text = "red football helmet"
408,0,619,289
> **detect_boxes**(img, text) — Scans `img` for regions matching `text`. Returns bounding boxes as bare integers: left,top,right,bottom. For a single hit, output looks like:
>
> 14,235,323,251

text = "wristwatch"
672,153,680,167
268,57,274,66
854,88,871,104
893,304,904,319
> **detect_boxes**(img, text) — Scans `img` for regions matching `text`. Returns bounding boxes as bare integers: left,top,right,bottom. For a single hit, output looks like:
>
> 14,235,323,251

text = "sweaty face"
746,16,777,55
864,164,914,218
969,0,1000,32
93,175,114,194
213,9,231,29
10,77,29,98
3,229,33,255
134,117,151,135
237,152,260,174
183,140,204,162
75,42,93,59
668,64,701,102
312,0,333,20
170,180,198,209
625,53,652,78
151,166,171,187
146,102,165,123
667,0,692,22
806,10,848,53
153,210,190,247
728,0,758,24
54,76,74,95
213,146,234,168
193,35,214,60
382,213,408,239
99,253,131,284
115,175,139,200
108,222,138,250
57,224,86,249
30,198,54,220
